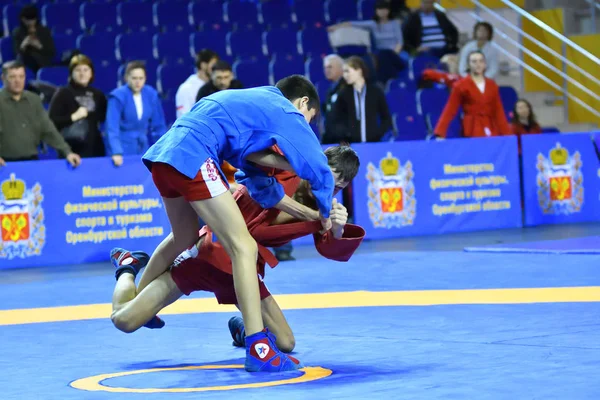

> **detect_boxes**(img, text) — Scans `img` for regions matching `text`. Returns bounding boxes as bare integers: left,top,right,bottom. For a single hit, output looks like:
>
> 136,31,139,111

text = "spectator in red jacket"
434,51,510,139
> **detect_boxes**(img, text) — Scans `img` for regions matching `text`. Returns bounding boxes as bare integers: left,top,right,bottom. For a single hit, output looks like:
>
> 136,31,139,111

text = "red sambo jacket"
197,148,365,277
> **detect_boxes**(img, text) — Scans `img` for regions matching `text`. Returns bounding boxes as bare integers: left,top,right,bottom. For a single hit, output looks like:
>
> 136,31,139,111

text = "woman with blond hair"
49,54,107,158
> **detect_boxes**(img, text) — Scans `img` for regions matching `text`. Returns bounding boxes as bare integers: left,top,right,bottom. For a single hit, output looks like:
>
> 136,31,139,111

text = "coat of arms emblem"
0,173,45,259
366,152,416,228
536,143,583,214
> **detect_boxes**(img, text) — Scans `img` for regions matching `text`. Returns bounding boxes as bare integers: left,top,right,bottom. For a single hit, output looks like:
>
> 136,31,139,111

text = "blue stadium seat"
386,86,418,116
385,77,417,94
542,127,560,134
93,63,119,93
153,1,189,32
0,36,14,64
153,32,192,64
305,57,325,82
189,0,224,28
299,27,332,57
191,31,227,59
325,0,358,23
264,27,299,57
117,2,154,33
25,67,35,83
417,87,449,118
162,98,176,127
42,4,81,35
227,30,264,59
157,64,194,99
89,22,121,35
315,80,329,107
260,0,293,26
270,54,305,85
225,0,259,25
358,0,376,20
80,3,117,32
118,59,159,89
116,32,153,63
426,109,462,139
38,144,59,161
410,54,441,81
393,114,429,141
233,58,270,88
2,4,20,37
76,33,117,67
37,66,69,86
294,0,325,27
499,86,518,121
52,34,77,64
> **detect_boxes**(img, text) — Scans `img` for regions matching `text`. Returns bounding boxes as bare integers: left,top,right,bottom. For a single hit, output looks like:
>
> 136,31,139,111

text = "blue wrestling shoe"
245,329,303,372
228,316,245,348
111,248,165,330
110,247,149,280
143,315,165,329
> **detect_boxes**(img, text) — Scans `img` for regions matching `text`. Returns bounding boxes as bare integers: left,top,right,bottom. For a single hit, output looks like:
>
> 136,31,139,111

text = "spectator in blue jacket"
106,61,166,167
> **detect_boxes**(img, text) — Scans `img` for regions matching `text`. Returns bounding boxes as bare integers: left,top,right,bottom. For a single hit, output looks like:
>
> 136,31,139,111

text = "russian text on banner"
0,157,170,269
521,132,600,226
352,136,522,240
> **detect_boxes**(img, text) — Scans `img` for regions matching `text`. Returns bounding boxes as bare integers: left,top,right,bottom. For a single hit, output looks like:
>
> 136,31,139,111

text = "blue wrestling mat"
464,236,600,254
2,238,600,399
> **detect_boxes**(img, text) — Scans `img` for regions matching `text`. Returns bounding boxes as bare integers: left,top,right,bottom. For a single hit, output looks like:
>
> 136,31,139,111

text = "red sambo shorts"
151,159,228,201
171,257,272,305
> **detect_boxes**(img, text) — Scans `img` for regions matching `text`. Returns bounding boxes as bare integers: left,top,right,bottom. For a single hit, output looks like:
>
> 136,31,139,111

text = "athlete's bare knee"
225,233,258,260
111,310,138,334
277,334,296,353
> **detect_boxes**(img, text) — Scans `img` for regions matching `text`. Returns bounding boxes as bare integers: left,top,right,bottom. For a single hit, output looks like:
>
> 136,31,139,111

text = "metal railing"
583,0,598,32
436,0,600,122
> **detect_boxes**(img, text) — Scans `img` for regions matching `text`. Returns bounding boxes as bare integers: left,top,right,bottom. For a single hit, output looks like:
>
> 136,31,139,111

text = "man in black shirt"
195,60,243,102
12,5,55,73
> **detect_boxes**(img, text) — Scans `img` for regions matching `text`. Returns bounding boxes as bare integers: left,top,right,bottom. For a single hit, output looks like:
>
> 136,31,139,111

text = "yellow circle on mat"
70,365,332,393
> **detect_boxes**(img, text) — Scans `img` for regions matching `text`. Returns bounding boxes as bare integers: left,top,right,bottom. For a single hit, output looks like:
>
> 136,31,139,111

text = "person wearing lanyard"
328,56,392,144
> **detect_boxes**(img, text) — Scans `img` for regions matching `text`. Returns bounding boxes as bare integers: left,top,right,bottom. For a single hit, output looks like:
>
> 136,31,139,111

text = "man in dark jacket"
321,54,346,144
402,0,458,58
12,5,55,73
195,60,243,102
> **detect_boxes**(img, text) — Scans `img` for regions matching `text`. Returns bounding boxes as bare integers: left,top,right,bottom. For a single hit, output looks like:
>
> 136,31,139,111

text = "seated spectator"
322,54,347,139
12,5,55,73
328,1,407,84
195,60,243,102
324,56,392,144
402,0,458,58
0,61,80,167
434,51,510,139
106,61,166,167
175,49,219,118
390,0,410,21
49,55,107,158
458,22,498,79
511,98,542,153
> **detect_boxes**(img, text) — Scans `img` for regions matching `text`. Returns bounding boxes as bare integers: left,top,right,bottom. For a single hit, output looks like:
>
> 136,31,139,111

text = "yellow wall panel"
566,34,600,125
522,9,564,94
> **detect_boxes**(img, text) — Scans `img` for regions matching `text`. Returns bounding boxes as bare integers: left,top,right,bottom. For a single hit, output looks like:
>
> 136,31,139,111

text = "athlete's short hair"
325,145,360,183
195,49,219,69
275,75,320,111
